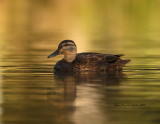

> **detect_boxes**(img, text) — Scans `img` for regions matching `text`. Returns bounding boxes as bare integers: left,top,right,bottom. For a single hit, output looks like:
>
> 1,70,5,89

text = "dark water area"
0,0,160,124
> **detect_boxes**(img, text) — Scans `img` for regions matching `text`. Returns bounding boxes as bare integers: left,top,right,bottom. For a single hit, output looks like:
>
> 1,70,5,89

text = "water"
0,0,160,124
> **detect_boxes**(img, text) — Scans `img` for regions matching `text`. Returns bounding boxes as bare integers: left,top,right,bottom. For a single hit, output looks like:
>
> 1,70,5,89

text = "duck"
47,40,131,72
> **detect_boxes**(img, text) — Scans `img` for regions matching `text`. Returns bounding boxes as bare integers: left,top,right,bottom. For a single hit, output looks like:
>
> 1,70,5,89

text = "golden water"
0,0,160,124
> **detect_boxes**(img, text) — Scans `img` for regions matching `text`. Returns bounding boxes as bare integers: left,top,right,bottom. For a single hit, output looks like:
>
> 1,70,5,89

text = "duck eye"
62,44,74,47
62,44,68,47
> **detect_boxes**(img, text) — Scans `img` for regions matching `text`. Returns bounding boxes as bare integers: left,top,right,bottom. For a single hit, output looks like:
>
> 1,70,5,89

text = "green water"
0,0,160,124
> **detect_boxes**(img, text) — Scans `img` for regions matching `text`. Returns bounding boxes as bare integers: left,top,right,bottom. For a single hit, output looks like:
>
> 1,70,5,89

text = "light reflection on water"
1,0,160,124
1,53,160,124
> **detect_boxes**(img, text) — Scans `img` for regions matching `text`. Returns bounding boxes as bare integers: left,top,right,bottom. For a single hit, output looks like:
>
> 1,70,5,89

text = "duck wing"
77,52,123,63
75,53,130,71
105,54,124,63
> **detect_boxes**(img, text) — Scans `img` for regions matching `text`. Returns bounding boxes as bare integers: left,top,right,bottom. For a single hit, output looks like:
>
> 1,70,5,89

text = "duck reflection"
50,71,125,101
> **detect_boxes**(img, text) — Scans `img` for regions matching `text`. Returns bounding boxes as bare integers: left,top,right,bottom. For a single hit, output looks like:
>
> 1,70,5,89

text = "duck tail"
119,59,131,67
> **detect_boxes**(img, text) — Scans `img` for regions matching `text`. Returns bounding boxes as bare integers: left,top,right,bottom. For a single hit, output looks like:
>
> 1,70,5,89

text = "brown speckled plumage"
48,40,131,72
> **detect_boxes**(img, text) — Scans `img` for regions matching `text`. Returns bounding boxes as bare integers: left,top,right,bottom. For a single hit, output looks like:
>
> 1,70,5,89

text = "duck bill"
47,49,60,58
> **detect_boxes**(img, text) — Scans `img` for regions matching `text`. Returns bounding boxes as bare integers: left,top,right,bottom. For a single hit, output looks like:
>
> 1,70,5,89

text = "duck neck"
64,53,77,62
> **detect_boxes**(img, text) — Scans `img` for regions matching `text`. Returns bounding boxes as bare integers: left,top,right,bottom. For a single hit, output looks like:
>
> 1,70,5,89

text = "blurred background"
0,0,160,124
0,0,160,55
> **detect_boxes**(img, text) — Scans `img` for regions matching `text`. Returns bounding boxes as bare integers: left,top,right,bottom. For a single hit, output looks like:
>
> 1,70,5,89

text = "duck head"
48,40,77,62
